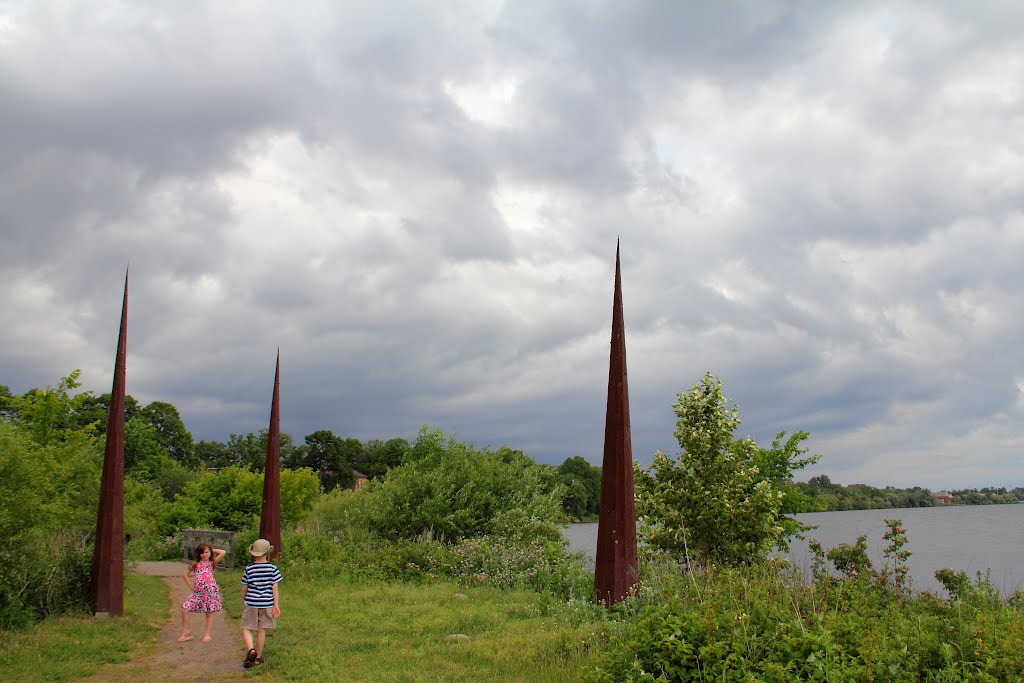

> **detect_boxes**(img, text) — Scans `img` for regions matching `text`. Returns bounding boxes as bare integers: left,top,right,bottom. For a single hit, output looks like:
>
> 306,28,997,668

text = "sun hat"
248,538,274,557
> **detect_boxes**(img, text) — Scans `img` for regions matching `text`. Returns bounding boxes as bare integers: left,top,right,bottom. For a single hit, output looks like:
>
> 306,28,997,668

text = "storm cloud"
2,0,1023,488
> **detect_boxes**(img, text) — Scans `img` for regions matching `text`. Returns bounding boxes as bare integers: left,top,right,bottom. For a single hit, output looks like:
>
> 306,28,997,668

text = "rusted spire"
259,349,282,561
90,268,128,617
594,241,639,606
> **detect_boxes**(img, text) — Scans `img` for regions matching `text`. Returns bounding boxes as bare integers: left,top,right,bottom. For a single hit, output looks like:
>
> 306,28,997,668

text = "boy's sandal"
243,649,258,668
253,657,267,666
176,635,193,642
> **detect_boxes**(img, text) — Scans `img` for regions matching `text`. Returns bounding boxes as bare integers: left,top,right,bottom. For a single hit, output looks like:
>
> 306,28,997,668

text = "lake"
562,504,1024,594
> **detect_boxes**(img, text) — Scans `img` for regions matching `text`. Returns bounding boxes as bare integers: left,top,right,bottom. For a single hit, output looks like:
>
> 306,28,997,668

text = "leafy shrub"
125,479,180,561
825,534,872,579
0,530,93,629
231,526,260,567
408,533,591,597
155,465,320,536
0,421,99,628
289,429,583,598
358,427,564,542
300,485,381,544
636,374,818,566
935,567,972,601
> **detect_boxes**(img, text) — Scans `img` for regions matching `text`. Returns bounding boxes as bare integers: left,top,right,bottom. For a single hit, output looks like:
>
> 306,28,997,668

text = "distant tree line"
947,486,1024,505
0,376,603,519
792,475,1024,511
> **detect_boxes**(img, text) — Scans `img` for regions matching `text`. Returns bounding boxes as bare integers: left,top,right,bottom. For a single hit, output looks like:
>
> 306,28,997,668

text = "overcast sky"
2,1,1022,489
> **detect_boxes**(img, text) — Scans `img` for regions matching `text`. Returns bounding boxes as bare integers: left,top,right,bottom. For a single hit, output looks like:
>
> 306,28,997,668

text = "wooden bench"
181,529,236,568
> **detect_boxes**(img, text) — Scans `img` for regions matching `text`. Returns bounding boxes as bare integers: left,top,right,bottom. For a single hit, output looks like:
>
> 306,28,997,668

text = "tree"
807,474,834,489
218,429,303,471
5,370,98,446
357,437,409,478
123,417,196,499
66,393,141,434
556,456,602,519
754,430,825,537
221,432,260,469
336,437,366,480
124,417,164,472
139,401,194,465
560,478,592,519
195,440,230,469
635,373,819,566
300,429,356,492
0,384,16,421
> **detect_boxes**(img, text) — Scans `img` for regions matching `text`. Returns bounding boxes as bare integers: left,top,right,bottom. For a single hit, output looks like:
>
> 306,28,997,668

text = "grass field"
0,574,168,682
220,574,604,681
1,571,605,682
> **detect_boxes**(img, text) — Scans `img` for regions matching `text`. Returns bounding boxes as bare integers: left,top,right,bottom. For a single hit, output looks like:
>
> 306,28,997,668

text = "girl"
178,543,226,642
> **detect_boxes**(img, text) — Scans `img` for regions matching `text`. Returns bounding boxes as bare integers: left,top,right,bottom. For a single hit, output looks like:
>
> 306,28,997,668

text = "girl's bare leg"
202,612,213,641
179,608,191,639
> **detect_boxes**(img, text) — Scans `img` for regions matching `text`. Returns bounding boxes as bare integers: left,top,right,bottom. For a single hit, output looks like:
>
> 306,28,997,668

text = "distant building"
846,483,867,489
350,469,369,491
933,491,954,504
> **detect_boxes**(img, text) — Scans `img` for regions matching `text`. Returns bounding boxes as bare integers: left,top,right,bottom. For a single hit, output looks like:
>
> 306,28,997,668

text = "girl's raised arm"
212,548,227,565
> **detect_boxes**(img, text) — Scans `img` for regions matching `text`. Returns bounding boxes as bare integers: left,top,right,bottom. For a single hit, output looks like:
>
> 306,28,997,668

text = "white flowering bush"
636,373,818,566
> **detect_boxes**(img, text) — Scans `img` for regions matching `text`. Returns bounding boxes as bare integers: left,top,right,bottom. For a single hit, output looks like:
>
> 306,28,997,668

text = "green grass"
219,574,604,681
0,573,168,682
2,569,605,682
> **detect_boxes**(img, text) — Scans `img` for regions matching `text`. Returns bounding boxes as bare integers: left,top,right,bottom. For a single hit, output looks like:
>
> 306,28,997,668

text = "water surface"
563,504,1024,594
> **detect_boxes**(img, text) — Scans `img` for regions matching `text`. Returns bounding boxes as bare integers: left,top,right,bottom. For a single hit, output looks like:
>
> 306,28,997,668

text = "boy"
240,538,282,668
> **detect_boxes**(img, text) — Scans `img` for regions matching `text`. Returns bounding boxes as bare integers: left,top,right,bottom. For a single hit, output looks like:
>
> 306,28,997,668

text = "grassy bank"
0,573,168,682
6,558,1024,681
219,574,604,681
1,570,603,682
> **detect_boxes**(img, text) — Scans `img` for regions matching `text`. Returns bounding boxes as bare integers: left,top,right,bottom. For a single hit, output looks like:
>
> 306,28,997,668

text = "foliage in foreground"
591,520,1024,682
0,417,100,628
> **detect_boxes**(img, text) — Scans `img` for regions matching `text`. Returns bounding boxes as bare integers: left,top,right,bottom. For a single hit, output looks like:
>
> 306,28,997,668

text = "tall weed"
0,530,92,629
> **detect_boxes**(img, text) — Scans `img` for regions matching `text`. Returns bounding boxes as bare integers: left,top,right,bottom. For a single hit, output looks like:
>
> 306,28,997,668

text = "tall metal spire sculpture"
259,350,282,561
594,242,639,606
90,269,128,617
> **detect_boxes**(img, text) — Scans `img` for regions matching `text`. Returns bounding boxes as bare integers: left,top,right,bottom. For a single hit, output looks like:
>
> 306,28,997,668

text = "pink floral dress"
182,560,223,613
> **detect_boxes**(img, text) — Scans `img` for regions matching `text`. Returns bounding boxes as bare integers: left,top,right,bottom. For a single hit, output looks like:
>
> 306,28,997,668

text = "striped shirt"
241,562,282,608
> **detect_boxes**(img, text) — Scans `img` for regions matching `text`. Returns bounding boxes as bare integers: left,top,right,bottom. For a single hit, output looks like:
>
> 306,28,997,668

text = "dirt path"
84,562,246,682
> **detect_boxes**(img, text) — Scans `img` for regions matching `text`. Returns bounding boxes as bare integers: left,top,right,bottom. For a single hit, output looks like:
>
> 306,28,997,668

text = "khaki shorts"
241,606,276,630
